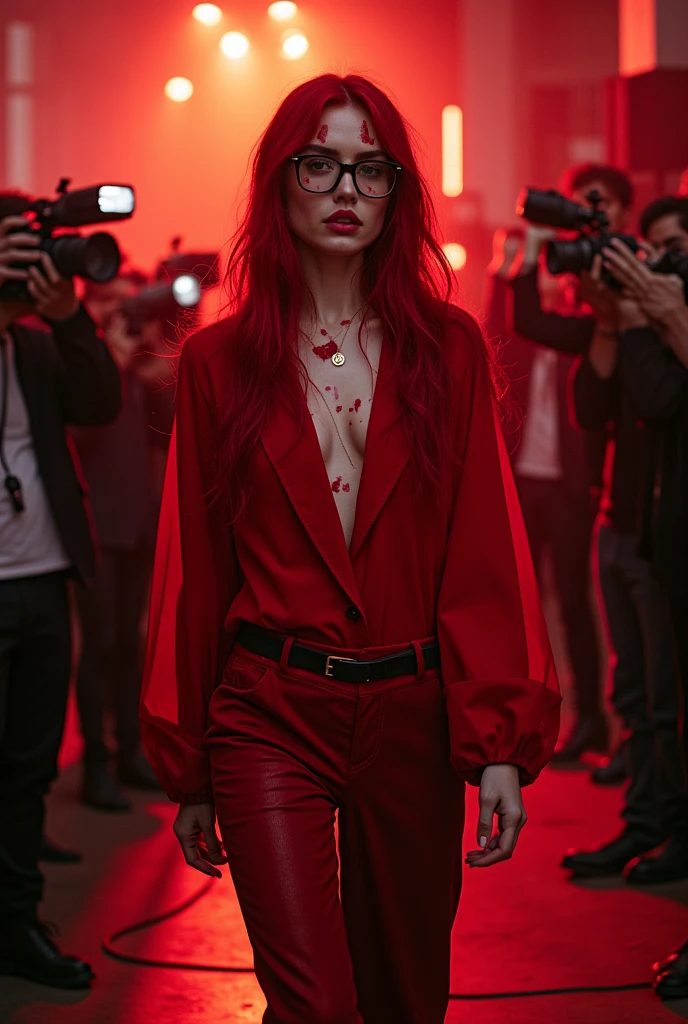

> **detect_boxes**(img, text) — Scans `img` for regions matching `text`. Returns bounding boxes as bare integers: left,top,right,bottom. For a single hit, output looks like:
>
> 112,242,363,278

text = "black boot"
117,750,163,791
653,939,688,977
82,761,131,812
626,835,688,885
655,942,688,1000
39,836,82,864
0,917,94,989
550,715,609,766
590,743,628,786
561,828,660,878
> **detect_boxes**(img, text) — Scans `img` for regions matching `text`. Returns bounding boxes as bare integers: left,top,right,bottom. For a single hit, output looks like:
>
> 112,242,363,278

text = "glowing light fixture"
165,77,194,102
220,31,250,59
193,4,222,26
268,2,298,20
281,31,309,59
172,274,202,307
442,242,467,271
441,105,463,197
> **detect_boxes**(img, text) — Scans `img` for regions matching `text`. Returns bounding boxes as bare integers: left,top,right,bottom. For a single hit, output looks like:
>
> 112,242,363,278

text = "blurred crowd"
484,162,688,999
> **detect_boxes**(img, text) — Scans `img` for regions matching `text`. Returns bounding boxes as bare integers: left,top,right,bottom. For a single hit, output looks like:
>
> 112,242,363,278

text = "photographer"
503,164,637,765
562,199,688,883
600,202,688,999
0,194,121,988
73,276,176,811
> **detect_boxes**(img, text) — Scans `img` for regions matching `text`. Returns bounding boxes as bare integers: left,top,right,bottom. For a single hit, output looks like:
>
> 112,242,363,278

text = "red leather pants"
206,638,465,1024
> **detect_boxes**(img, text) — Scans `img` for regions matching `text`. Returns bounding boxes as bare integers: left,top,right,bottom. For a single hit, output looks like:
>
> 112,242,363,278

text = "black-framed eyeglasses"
291,155,402,198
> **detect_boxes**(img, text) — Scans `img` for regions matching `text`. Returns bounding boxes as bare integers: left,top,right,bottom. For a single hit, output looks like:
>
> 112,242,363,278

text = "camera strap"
0,333,25,514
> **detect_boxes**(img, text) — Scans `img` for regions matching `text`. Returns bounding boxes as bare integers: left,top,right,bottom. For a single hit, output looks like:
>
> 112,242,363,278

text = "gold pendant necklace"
311,311,361,367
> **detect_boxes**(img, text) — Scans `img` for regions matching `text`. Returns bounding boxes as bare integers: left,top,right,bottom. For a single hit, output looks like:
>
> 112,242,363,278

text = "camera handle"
0,335,25,514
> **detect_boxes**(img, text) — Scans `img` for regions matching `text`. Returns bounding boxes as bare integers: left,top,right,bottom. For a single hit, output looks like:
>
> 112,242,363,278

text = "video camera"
0,178,135,303
516,187,688,297
120,245,219,335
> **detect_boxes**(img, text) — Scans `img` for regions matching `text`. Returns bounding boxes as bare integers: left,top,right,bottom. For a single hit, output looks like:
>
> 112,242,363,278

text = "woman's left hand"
465,763,527,868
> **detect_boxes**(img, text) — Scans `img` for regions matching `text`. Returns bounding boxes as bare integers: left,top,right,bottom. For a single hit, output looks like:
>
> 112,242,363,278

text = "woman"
141,74,560,1024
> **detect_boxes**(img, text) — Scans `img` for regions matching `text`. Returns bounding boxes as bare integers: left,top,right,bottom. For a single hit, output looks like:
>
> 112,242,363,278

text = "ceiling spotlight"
165,77,194,102
281,31,308,59
268,2,298,20
442,242,467,271
193,4,222,25
220,31,250,59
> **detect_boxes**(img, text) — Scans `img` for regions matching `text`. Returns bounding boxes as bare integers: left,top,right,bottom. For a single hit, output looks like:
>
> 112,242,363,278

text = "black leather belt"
236,622,440,684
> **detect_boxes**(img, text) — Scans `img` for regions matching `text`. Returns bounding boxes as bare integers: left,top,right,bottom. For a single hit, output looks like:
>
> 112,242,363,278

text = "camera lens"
546,237,596,275
44,232,121,282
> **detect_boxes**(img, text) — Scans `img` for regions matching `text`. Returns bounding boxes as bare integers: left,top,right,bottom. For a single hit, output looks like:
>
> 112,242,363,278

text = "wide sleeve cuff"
443,676,562,787
140,710,212,804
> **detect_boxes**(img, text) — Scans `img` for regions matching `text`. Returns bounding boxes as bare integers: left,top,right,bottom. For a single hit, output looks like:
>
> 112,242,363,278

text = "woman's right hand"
173,802,227,878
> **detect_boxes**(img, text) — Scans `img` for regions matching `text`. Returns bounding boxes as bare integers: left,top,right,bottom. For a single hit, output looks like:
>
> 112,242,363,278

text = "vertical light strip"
442,104,463,197
5,22,35,190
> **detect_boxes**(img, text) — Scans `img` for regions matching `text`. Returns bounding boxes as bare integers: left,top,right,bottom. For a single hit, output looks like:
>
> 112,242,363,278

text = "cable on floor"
102,880,654,1000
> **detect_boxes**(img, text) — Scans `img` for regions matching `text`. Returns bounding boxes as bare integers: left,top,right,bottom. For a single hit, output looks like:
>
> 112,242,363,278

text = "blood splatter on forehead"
317,124,329,144
360,120,375,145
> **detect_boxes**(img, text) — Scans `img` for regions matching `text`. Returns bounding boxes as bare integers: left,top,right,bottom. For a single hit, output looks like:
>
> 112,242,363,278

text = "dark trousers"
516,476,602,719
0,572,71,918
75,546,152,764
598,524,684,838
207,639,464,1024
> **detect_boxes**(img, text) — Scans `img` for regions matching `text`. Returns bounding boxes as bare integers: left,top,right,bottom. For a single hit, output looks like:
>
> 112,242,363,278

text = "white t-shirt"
515,347,563,481
0,332,71,580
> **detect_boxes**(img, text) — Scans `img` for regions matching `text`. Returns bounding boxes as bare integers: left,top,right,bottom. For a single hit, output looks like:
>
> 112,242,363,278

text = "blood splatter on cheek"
331,476,342,493
303,176,310,184
360,120,375,145
317,124,329,144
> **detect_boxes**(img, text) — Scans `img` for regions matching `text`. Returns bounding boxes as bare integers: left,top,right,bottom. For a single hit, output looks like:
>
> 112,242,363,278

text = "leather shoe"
550,716,609,766
0,918,94,989
118,750,163,791
626,835,688,885
591,744,628,786
653,939,688,976
655,942,688,1000
39,836,82,864
561,828,660,877
82,762,131,812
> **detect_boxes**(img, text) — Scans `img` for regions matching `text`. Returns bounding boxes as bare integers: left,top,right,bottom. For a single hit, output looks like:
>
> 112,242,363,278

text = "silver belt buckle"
325,655,356,678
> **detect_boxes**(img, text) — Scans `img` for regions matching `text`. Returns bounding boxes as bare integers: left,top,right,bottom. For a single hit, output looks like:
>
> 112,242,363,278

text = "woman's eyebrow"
300,144,390,161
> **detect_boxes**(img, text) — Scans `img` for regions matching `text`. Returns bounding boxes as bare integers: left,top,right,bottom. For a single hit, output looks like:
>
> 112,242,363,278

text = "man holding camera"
0,197,121,988
507,164,637,766
571,197,688,885
594,198,688,998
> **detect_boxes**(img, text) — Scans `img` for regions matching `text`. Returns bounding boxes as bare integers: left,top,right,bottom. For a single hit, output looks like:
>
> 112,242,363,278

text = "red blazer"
140,312,561,803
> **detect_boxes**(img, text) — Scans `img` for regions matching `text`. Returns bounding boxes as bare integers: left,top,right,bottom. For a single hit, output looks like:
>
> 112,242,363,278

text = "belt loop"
411,640,425,679
279,636,295,674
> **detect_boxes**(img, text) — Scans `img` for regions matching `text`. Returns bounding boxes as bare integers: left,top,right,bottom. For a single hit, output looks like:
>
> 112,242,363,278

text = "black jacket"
508,267,609,496
8,304,122,584
486,272,600,498
618,326,688,587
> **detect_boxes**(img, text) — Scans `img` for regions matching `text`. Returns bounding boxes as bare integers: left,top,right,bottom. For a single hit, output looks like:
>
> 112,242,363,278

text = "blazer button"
345,605,361,621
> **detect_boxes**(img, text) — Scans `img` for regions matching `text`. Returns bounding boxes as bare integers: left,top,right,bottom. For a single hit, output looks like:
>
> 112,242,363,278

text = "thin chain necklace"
310,308,364,367
310,380,356,468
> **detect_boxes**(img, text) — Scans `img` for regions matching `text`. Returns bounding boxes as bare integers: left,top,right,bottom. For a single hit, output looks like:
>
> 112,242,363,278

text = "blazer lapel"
261,388,362,609
349,341,410,562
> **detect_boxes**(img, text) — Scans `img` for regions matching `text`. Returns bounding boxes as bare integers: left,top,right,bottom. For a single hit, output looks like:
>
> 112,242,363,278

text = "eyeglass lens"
298,157,395,197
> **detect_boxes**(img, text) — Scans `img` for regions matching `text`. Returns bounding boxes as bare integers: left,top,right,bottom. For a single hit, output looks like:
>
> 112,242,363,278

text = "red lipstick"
324,210,363,234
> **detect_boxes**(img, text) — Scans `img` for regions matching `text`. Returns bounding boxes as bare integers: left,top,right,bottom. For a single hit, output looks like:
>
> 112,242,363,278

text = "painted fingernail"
479,836,487,848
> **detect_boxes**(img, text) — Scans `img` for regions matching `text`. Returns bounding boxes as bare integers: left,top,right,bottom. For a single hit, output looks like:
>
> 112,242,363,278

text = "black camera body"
120,246,219,335
516,187,637,286
0,178,135,304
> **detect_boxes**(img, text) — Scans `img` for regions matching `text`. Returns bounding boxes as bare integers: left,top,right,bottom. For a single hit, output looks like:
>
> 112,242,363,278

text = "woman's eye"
306,159,334,173
359,164,382,177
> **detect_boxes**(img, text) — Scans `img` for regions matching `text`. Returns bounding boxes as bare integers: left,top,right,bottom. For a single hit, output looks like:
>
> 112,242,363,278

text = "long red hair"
215,73,484,521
